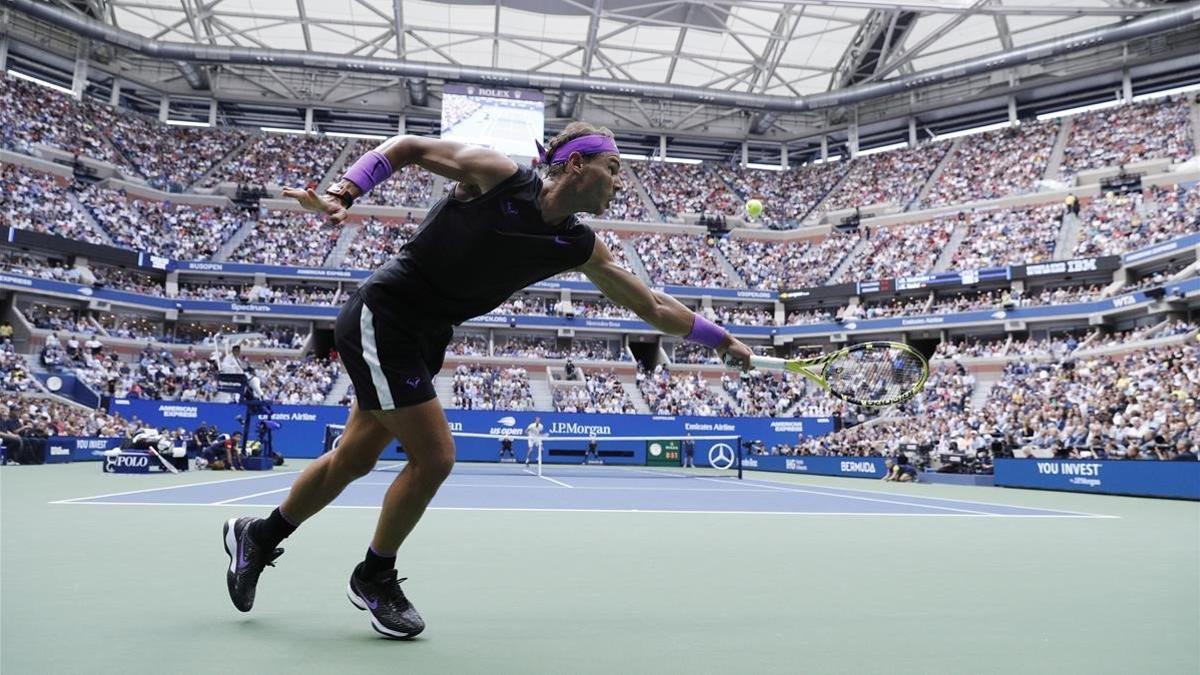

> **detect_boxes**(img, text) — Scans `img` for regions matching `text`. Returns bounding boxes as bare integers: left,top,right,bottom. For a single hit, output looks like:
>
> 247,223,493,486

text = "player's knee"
332,447,378,479
414,440,455,484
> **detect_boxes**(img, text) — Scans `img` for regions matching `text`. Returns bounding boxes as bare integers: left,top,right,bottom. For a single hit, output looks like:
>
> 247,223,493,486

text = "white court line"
696,476,1003,516
731,476,1119,519
212,487,292,505
48,469,303,504
359,481,775,492
523,468,572,488
49,501,1114,518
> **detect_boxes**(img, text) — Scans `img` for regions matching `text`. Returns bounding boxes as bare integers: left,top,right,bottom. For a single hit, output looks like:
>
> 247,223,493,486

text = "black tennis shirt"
360,166,597,325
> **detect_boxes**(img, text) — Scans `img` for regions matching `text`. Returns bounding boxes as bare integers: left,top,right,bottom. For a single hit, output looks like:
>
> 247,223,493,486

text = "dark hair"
542,121,616,178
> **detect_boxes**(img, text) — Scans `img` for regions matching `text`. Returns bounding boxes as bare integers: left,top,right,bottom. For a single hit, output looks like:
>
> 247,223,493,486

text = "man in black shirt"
222,122,753,639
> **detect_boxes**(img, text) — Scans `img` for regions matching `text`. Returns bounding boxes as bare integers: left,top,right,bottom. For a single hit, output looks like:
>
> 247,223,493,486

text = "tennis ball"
746,198,763,218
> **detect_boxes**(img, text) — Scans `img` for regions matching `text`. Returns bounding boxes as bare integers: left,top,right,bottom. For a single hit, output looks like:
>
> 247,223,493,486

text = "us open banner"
108,400,834,463
994,459,1200,500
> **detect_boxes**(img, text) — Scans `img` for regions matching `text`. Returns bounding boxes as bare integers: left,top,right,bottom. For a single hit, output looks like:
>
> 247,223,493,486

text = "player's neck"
538,177,579,226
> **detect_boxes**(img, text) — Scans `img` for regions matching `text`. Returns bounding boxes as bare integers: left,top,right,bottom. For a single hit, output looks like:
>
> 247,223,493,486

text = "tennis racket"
728,341,930,407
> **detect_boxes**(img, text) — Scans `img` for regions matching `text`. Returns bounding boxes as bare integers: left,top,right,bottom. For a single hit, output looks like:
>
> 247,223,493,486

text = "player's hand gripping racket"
727,341,930,407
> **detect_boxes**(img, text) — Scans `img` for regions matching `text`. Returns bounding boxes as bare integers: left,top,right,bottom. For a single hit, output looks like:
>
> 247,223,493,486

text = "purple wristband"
342,150,394,195
685,314,728,349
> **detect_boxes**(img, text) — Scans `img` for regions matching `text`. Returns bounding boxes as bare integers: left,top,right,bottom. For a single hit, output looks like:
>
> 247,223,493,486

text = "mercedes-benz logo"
708,443,735,470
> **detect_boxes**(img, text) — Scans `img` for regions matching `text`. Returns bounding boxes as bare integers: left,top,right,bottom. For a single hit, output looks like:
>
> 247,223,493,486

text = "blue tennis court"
51,464,1114,518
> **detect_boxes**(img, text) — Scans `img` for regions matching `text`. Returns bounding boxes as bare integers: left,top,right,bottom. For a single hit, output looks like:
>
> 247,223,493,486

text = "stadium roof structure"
2,0,1199,161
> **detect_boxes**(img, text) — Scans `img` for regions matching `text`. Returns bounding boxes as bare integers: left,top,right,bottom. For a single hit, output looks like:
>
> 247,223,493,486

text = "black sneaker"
222,516,283,612
347,564,426,639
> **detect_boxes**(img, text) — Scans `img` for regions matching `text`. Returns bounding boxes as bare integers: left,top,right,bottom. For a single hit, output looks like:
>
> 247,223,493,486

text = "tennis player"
221,122,753,639
524,416,544,467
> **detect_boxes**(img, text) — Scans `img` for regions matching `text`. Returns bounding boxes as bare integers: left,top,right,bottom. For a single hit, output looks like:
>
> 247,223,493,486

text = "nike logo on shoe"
237,544,251,571
364,594,380,610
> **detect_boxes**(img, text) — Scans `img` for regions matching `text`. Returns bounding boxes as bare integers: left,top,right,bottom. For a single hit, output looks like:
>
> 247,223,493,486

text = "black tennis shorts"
334,289,452,411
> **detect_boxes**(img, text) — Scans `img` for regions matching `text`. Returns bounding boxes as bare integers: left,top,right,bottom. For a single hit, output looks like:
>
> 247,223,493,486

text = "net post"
736,435,743,480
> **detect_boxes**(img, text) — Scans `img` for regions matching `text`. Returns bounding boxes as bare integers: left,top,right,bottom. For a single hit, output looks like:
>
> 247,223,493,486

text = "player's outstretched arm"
283,135,519,222
578,237,753,368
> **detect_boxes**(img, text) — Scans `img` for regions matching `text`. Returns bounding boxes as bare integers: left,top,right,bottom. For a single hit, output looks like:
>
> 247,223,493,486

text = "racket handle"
723,353,787,371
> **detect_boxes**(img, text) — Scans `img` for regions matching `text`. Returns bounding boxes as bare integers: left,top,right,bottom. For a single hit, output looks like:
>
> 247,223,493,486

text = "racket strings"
823,345,926,405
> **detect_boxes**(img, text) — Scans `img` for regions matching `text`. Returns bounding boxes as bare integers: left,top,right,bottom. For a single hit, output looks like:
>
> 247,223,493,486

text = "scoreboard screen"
440,83,544,159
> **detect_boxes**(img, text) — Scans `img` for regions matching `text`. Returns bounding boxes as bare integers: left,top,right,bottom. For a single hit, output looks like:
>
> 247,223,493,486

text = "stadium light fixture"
619,153,649,161
260,126,308,135
857,141,908,157
661,156,703,165
1036,99,1123,121
933,120,1013,141
166,119,210,128
1132,82,1200,102
744,162,786,172
810,155,843,165
6,69,74,96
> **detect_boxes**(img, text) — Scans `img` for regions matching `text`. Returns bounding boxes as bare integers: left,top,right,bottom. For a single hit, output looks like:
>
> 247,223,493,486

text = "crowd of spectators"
494,335,558,359
1074,184,1200,257
924,121,1058,206
819,142,951,213
981,340,1199,459
553,370,635,414
719,161,850,229
175,282,340,306
829,221,954,283
1,339,35,393
948,203,1063,270
0,74,126,165
2,395,135,442
784,308,839,325
205,133,344,188
633,233,734,287
709,304,776,326
774,334,1199,461
636,365,733,416
670,341,722,365
77,185,243,260
342,217,419,270
228,210,343,267
448,365,535,410
107,114,248,191
0,251,82,282
0,163,107,245
1060,95,1194,179
491,335,624,361
572,299,639,320
721,370,809,417
1124,261,1189,293
603,168,652,222
92,265,164,295
718,233,862,290
69,343,338,403
447,333,489,356
631,162,740,219
22,305,92,333
488,295,561,317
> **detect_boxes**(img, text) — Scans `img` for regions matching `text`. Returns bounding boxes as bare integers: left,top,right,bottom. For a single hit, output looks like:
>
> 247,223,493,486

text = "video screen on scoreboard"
440,84,544,158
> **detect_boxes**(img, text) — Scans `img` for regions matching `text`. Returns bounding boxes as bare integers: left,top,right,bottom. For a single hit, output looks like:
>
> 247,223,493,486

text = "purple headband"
535,135,620,165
